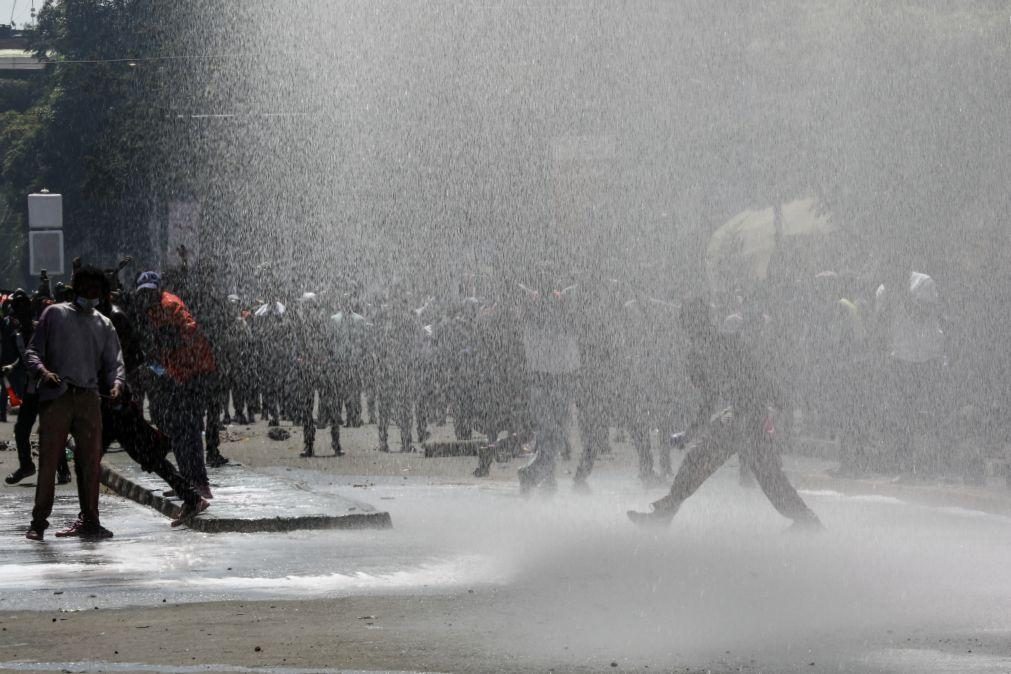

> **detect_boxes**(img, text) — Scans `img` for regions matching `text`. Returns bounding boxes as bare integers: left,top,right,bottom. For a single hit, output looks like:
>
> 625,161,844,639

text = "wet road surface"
1,461,1010,672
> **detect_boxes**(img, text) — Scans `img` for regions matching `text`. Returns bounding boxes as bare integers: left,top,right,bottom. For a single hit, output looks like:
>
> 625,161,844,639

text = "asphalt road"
2,451,1011,672
1,412,1011,674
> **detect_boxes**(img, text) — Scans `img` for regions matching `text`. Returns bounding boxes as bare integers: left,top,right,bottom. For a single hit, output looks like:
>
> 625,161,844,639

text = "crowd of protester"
0,249,998,539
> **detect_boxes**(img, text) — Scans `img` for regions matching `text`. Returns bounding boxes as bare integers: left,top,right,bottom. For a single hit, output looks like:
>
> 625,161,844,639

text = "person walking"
23,267,125,541
627,298,821,531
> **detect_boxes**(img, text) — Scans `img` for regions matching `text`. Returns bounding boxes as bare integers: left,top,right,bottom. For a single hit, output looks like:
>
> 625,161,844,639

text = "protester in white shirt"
874,269,947,473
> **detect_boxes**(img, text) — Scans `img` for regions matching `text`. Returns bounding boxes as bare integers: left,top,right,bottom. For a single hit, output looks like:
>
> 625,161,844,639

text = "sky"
3,0,34,29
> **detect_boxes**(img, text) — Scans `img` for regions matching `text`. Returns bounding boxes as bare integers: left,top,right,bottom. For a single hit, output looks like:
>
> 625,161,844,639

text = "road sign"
29,230,64,275
28,192,63,229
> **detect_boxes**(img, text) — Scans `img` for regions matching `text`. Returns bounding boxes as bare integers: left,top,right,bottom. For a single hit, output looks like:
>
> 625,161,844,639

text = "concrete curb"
99,464,392,533
101,465,180,518
423,439,482,458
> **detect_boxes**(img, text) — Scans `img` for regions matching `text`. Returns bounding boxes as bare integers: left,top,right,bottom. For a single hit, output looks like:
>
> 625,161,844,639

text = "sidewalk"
100,450,392,532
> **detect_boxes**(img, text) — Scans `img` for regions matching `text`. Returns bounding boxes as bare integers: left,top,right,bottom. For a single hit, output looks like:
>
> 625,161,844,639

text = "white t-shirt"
875,271,944,363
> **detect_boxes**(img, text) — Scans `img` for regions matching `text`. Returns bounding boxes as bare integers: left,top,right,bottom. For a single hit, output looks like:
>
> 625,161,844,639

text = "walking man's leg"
627,426,736,526
748,426,821,528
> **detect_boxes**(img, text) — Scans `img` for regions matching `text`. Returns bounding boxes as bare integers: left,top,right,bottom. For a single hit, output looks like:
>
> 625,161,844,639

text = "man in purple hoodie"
23,267,125,541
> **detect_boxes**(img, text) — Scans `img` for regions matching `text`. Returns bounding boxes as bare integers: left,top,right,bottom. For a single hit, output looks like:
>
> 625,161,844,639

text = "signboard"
28,192,63,229
29,230,64,275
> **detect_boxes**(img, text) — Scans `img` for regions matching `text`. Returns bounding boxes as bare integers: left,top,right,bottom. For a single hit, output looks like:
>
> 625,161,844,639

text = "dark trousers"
630,424,662,479
204,375,224,455
344,370,363,424
297,372,342,453
574,389,609,483
14,392,40,470
320,377,343,451
659,410,818,524
102,397,202,507
293,369,316,447
520,374,571,487
377,379,414,451
223,364,253,420
32,389,103,530
155,377,210,488
15,393,70,477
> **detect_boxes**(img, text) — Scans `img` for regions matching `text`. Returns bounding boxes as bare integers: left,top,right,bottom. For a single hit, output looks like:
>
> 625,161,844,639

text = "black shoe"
56,471,72,486
627,508,675,528
785,516,825,534
299,447,314,458
206,453,229,468
268,418,280,427
517,466,536,495
627,498,678,528
5,465,36,485
331,447,344,457
25,527,43,541
222,415,232,425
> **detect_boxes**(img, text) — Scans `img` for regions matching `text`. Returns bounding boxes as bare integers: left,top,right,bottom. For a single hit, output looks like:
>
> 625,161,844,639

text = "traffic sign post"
28,191,63,229
28,191,64,275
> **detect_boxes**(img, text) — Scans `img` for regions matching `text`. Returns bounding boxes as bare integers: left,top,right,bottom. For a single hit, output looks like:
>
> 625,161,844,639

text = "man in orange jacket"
134,271,217,500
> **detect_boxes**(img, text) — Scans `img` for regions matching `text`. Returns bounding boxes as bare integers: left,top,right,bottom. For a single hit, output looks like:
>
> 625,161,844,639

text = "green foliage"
0,0,193,286
0,79,40,113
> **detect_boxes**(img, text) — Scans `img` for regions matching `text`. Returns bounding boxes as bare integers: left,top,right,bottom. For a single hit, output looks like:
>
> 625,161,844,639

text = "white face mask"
75,296,100,312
